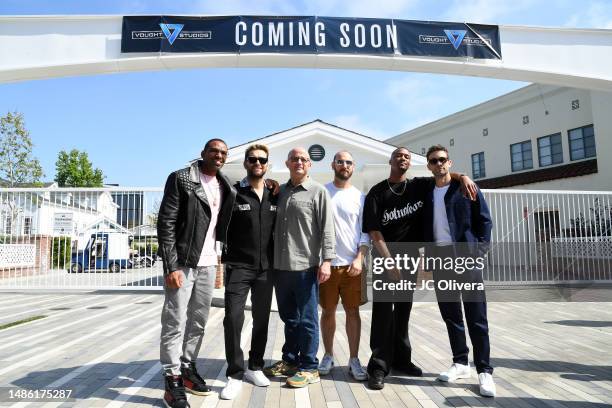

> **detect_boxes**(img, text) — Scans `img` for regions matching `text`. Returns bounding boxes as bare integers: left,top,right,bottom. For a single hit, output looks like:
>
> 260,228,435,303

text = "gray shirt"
274,177,336,271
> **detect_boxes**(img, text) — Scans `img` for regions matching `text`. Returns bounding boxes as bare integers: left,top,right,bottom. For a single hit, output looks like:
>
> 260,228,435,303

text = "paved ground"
0,292,611,407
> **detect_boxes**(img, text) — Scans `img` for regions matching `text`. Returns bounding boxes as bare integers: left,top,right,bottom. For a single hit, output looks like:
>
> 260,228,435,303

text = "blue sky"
1,0,611,186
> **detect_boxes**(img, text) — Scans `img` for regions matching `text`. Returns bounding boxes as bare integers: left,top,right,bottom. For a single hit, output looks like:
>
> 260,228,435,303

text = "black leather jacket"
157,160,237,275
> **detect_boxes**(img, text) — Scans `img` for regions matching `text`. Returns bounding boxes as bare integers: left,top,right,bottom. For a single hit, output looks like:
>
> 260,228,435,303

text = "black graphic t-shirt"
362,177,430,242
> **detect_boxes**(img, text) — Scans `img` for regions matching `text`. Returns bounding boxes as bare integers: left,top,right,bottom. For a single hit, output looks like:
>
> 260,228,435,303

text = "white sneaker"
245,369,270,387
478,373,496,397
220,377,243,400
438,363,471,382
348,357,368,381
318,354,334,375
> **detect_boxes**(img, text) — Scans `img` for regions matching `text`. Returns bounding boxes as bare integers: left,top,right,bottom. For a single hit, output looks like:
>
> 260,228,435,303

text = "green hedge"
51,237,72,269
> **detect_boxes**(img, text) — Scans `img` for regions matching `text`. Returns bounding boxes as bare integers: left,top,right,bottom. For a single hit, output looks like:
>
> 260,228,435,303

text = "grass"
0,315,47,330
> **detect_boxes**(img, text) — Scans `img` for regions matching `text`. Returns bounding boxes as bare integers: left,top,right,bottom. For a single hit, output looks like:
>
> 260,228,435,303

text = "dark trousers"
367,271,417,376
273,267,319,371
431,247,493,374
223,265,273,379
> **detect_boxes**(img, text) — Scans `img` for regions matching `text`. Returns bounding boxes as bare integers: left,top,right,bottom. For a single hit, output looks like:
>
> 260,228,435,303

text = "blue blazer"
423,179,492,248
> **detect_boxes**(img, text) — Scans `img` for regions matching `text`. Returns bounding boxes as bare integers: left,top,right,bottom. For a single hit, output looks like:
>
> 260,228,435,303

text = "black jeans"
223,265,273,379
367,271,417,376
431,246,493,374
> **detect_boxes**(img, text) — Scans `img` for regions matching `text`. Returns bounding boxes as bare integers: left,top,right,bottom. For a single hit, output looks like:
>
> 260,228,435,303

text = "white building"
388,84,612,191
217,119,429,192
0,188,120,238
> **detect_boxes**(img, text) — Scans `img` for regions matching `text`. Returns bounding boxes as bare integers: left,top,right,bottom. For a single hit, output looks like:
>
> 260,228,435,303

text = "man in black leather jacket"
157,138,237,408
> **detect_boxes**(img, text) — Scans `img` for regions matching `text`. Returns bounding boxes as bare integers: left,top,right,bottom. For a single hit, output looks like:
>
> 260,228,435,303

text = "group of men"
156,139,496,408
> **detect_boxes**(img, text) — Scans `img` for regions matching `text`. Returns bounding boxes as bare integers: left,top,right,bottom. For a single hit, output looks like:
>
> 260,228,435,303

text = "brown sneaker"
263,360,298,377
286,370,320,388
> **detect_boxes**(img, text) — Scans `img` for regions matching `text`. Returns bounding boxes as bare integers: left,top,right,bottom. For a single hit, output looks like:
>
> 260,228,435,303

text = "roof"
191,119,427,165
476,159,598,189
230,119,399,151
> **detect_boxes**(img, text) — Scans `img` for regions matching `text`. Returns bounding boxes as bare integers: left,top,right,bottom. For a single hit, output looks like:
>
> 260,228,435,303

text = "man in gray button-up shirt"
264,147,335,388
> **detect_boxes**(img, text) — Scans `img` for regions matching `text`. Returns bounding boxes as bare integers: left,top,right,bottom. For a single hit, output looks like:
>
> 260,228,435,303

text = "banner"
121,15,502,59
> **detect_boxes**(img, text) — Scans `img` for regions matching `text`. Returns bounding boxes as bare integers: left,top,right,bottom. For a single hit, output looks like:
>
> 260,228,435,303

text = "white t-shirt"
198,172,222,267
433,184,453,245
325,183,370,266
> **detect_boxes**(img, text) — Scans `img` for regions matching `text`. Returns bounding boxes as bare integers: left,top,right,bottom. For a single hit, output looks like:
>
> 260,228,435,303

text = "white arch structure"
1,15,612,90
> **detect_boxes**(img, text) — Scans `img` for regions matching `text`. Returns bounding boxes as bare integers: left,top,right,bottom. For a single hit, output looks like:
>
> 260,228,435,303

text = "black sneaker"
181,362,212,396
163,375,190,408
368,369,385,390
392,362,423,377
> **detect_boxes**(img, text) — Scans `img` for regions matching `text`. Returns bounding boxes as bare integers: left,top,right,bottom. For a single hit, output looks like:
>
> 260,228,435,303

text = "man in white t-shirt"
318,151,370,381
424,144,495,398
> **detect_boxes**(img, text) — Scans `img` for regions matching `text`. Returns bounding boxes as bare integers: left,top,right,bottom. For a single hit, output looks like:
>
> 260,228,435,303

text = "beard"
334,169,351,181
247,169,265,179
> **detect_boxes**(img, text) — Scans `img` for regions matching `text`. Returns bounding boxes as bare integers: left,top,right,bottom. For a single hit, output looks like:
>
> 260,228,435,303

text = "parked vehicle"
69,232,133,273
130,253,156,268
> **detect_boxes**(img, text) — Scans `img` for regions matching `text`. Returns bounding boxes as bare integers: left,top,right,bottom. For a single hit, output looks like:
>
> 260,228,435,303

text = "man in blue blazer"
423,144,495,397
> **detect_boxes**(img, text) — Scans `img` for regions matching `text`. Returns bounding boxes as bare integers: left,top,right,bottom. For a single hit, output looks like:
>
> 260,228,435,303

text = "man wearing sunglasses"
423,145,495,397
219,144,277,400
318,151,370,381
363,147,477,390
264,147,335,388
157,139,237,408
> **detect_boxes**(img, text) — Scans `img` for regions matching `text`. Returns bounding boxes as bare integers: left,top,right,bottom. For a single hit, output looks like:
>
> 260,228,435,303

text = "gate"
483,189,612,284
0,187,164,290
1,187,611,290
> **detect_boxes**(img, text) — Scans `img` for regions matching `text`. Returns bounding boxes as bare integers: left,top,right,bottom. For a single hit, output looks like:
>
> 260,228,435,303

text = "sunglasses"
335,159,353,166
247,156,268,165
290,156,310,163
428,157,449,165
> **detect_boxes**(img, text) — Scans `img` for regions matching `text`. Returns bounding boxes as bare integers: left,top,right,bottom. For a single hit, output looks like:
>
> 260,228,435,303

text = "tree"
55,149,104,187
0,111,44,186
146,198,161,226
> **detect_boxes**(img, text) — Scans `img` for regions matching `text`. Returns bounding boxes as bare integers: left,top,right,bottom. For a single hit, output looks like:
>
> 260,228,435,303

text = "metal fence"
0,187,610,290
0,187,164,290
483,189,612,284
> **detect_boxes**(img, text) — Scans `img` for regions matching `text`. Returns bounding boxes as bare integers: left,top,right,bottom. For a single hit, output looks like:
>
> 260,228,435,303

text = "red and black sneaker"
163,375,190,408
181,362,212,396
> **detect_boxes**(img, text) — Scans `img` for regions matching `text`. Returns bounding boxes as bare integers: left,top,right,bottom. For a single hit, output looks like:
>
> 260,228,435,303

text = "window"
471,152,486,179
538,133,563,167
308,144,325,161
23,216,32,235
568,124,596,161
510,140,533,172
3,216,12,235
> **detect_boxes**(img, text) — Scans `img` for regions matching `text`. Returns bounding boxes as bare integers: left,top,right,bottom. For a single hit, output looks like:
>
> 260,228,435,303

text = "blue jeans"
273,267,319,370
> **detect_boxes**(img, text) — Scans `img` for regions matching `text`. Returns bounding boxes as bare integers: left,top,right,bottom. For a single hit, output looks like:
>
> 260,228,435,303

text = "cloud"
442,0,536,24
191,0,418,17
192,0,300,15
303,0,418,18
565,2,612,29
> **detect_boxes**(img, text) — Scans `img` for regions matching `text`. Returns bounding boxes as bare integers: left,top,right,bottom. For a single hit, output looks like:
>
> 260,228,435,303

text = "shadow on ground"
493,357,612,382
9,358,226,406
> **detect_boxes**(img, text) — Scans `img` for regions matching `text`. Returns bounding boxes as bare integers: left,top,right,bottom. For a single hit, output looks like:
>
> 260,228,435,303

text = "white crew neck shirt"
433,184,453,245
325,183,370,266
198,172,222,267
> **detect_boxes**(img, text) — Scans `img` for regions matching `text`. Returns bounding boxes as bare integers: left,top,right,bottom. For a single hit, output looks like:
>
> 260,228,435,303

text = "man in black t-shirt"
362,147,476,390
